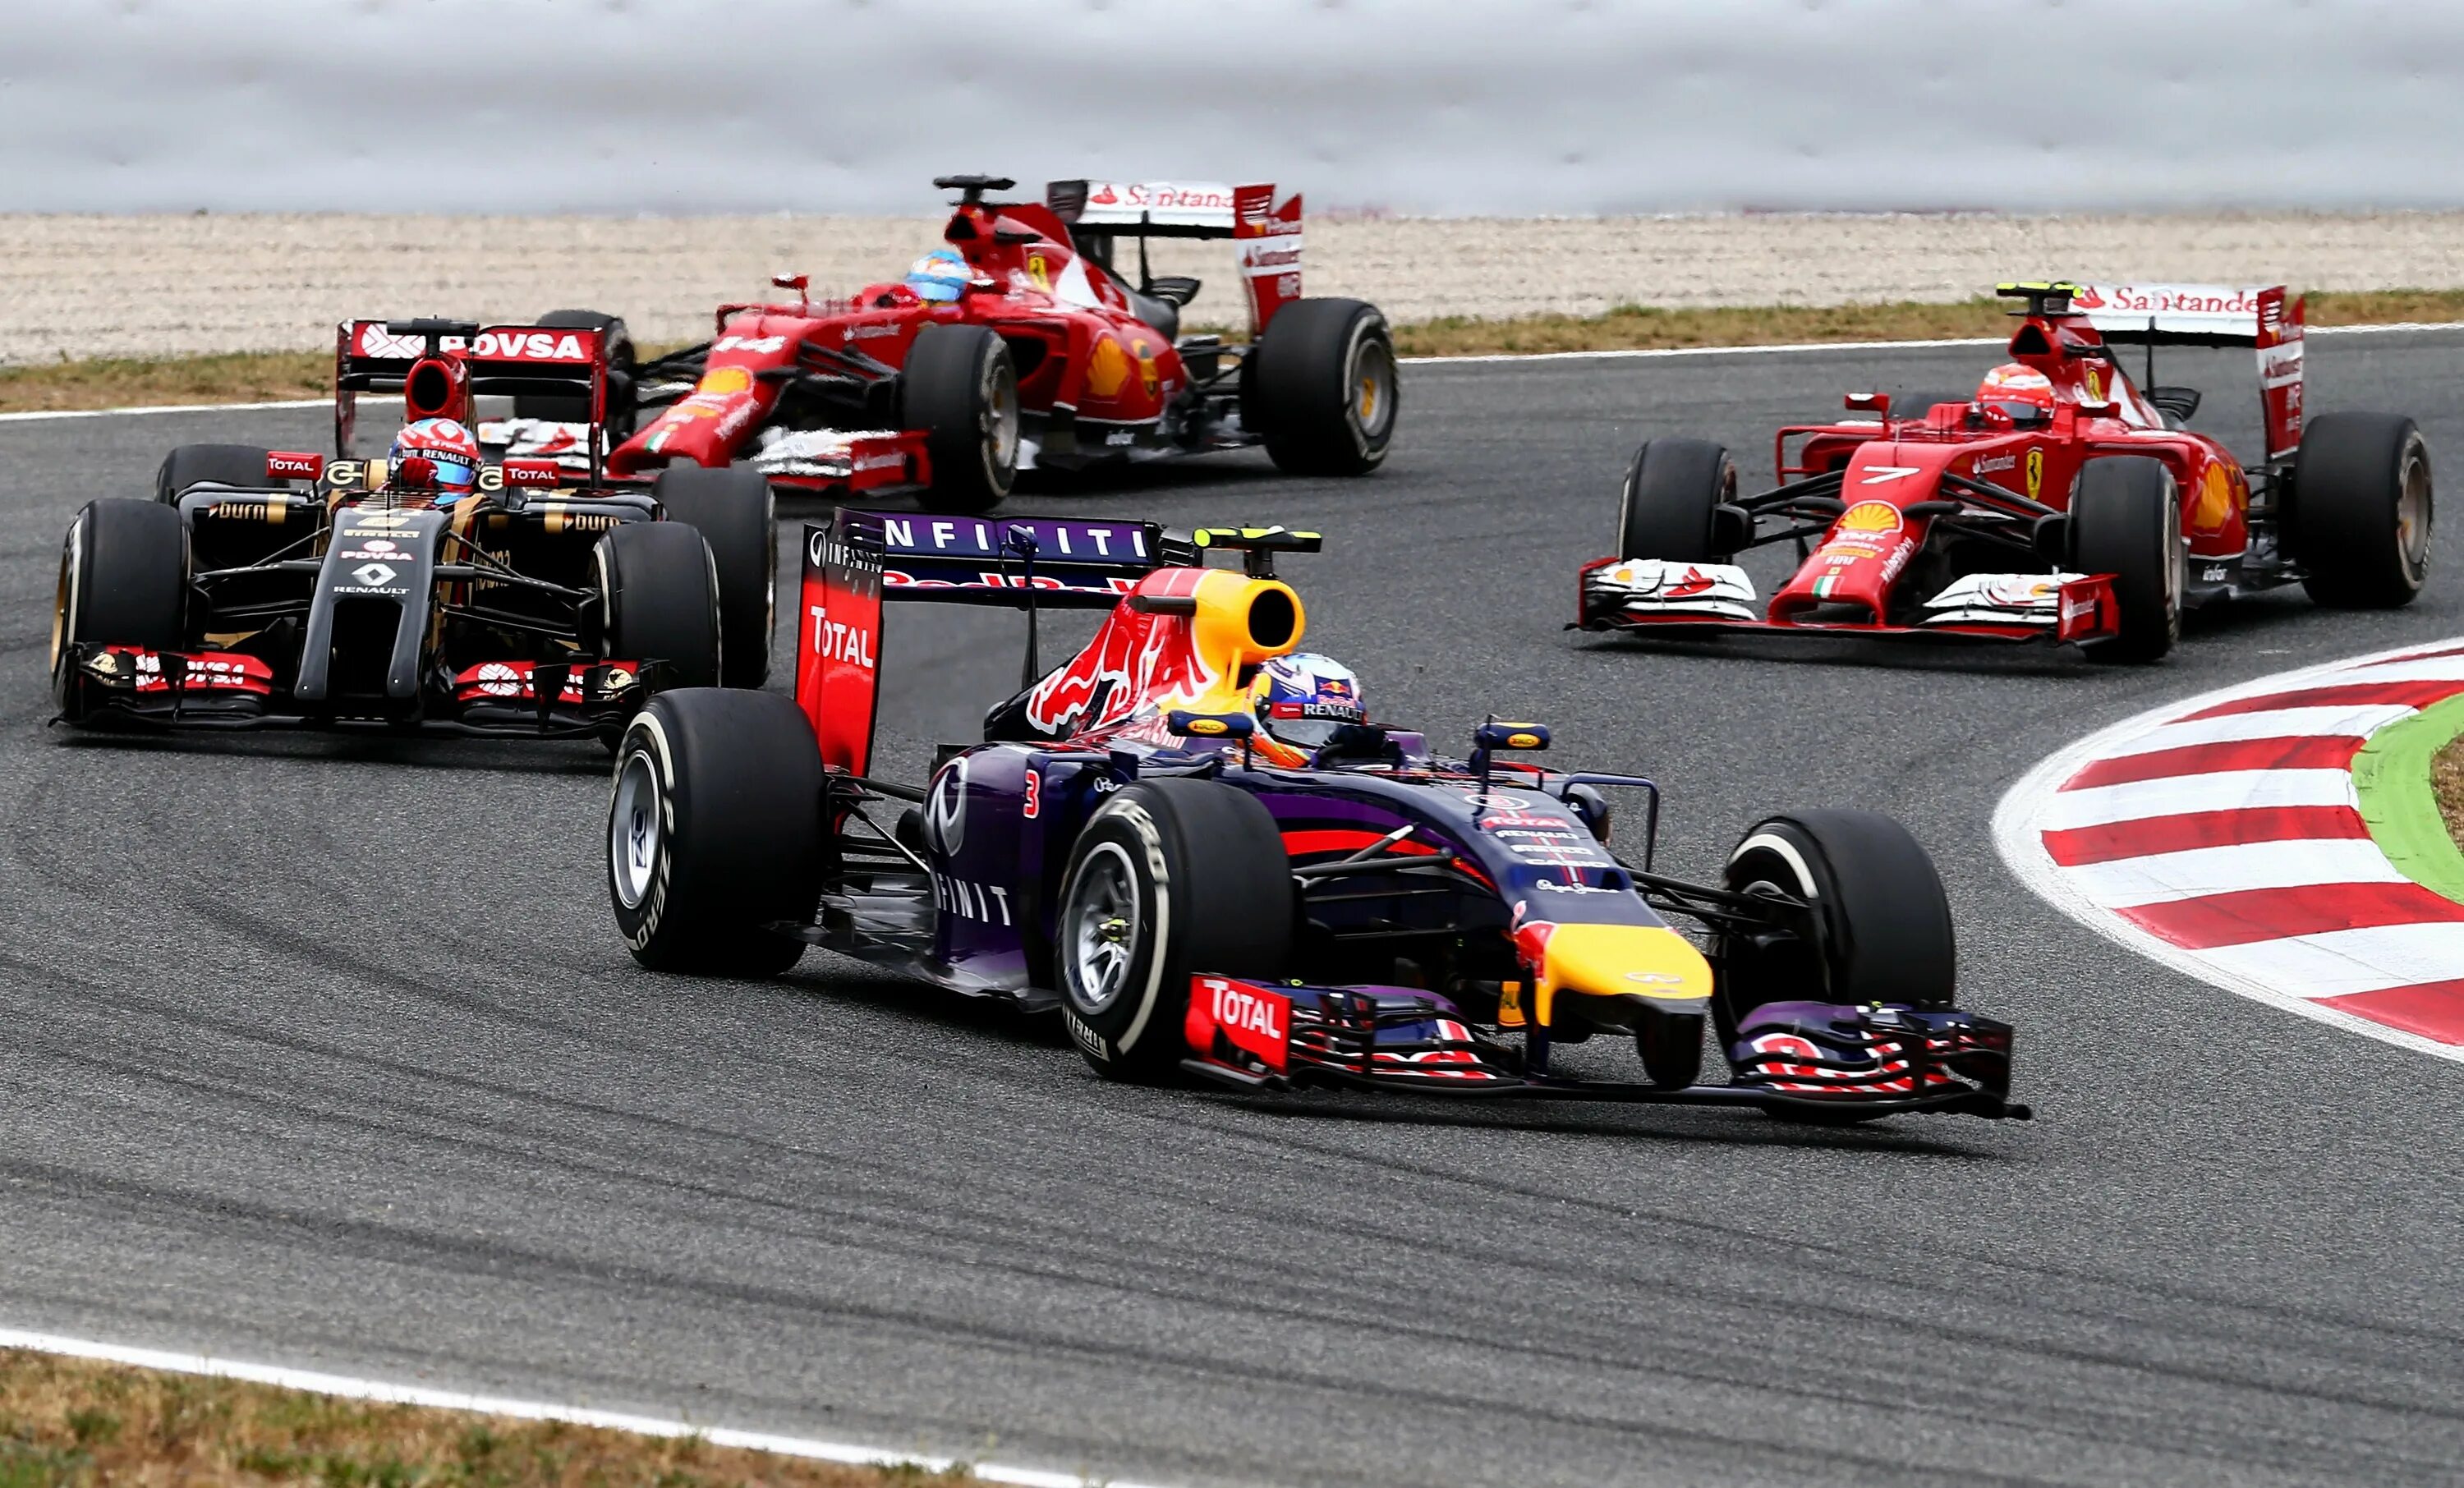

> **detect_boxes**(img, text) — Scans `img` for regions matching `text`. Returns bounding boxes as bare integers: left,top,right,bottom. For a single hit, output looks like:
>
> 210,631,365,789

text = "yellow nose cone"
1533,923,1714,1028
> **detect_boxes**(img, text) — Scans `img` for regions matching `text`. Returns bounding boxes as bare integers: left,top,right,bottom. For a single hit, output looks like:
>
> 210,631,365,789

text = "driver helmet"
388,417,482,498
1250,652,1365,749
1976,363,2057,420
905,248,971,304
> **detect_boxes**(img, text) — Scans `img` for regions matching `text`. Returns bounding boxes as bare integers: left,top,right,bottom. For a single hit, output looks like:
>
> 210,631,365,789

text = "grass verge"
2438,732,2464,858
10,287,2464,416
0,1347,971,1488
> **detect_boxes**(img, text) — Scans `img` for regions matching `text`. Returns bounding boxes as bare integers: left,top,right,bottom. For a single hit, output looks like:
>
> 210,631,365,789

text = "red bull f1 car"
492,176,1396,513
600,512,2026,1123
1579,282,2434,662
52,319,776,739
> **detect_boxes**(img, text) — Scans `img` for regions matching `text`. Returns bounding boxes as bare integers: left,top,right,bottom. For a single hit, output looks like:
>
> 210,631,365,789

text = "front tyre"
1716,809,1956,1042
594,521,722,690
902,324,1018,513
2291,411,2433,608
1248,298,1398,476
1617,437,1738,563
1056,778,1294,1081
2068,454,2182,664
608,688,825,976
54,499,189,718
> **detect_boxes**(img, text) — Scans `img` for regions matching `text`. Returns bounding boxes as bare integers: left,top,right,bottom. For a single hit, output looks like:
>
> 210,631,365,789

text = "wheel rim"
982,359,1020,479
1064,842,1139,1013
1349,338,1397,446
50,530,76,676
2165,496,2185,637
610,750,663,911
2397,445,2433,577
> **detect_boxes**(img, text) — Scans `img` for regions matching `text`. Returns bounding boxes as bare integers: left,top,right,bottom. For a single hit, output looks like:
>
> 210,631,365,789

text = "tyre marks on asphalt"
2000,639,2464,1055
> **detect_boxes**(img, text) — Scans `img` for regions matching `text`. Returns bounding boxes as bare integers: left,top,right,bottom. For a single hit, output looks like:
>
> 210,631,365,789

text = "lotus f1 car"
52,319,778,739
494,176,1396,514
602,514,2026,1124
1580,282,2433,662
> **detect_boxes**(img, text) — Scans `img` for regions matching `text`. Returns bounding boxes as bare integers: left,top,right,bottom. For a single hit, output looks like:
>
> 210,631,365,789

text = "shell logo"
2190,462,2235,532
695,365,754,397
1837,501,1904,534
1087,334,1133,399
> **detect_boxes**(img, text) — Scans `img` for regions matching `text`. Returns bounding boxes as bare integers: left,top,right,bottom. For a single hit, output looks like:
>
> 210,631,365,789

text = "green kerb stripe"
2353,691,2464,906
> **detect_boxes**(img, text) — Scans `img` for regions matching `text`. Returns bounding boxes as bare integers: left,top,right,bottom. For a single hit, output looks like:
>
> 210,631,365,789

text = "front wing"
1181,976,2029,1121
1574,558,2120,650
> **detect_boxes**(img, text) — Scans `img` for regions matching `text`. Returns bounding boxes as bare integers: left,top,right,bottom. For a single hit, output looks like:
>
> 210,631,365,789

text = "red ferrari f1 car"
493,176,1397,513
1579,282,2434,662
599,513,2026,1124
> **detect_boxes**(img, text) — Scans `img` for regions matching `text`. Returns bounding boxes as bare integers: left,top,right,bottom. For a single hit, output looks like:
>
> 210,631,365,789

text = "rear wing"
795,508,1185,774
333,319,612,474
1046,179,1303,336
2017,283,2306,462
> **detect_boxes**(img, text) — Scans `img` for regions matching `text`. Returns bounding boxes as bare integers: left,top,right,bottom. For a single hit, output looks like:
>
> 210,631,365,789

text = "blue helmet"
906,248,970,304
1249,652,1364,749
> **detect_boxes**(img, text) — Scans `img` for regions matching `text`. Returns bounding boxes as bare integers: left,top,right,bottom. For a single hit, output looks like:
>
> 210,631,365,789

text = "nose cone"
1529,922,1714,1027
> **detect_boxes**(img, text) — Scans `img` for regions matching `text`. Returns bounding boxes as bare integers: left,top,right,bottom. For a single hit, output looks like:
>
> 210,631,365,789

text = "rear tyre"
2068,455,2181,664
1246,297,1398,476
54,499,190,716
608,688,824,976
901,324,1018,513
1716,809,1956,1042
520,310,637,435
155,443,274,503
1057,778,1294,1082
2290,411,2433,608
651,463,775,687
595,522,721,690
1616,437,1738,563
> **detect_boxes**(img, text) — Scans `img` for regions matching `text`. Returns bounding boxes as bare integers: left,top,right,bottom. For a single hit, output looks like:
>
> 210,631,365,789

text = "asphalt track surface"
7,334,2464,1488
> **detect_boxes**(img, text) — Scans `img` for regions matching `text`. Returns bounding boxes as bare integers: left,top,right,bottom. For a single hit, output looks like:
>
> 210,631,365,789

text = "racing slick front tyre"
594,522,722,691
1056,778,1294,1082
1616,437,1740,563
901,324,1018,513
154,443,274,503
1718,810,1956,1127
2068,455,2182,664
2289,411,2433,609
608,688,824,977
1246,297,1397,477
54,499,189,718
650,463,775,688
519,310,638,435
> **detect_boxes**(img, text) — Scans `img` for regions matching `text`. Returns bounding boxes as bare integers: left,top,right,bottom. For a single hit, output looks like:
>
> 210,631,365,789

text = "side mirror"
771,272,809,292
1473,722,1550,753
2075,398,2118,419
1166,710,1255,742
1844,392,1887,416
265,450,324,482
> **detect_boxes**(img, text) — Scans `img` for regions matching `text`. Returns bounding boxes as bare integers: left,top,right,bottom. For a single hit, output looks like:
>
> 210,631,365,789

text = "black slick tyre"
1634,1006,1705,1090
901,324,1018,512
1245,297,1397,476
156,443,274,503
594,522,721,690
2290,411,2433,608
1616,437,1738,563
651,463,775,687
521,310,637,434
2067,455,2181,664
54,498,190,716
1716,809,1956,1039
608,688,824,976
1055,778,1294,1081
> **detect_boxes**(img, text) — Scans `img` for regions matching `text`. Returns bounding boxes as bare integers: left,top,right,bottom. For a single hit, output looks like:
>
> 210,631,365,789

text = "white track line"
7,317,2462,422
0,1326,1167,1488
1995,635,2464,1065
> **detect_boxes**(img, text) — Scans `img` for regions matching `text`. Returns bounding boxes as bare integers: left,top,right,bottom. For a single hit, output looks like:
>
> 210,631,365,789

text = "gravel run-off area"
16,211,2464,363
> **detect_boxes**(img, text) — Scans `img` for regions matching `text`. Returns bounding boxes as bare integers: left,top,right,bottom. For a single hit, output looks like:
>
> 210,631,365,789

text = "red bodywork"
1580,283,2309,649
609,180,1304,490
